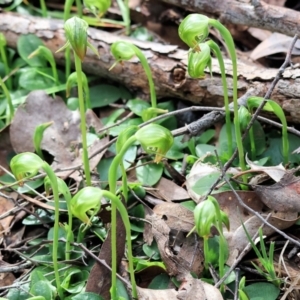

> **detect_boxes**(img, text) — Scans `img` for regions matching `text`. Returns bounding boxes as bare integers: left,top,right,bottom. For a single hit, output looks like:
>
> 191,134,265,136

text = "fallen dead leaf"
246,154,286,182
10,90,108,182
150,177,189,202
152,202,194,232
250,33,300,60
253,171,300,212
0,192,17,236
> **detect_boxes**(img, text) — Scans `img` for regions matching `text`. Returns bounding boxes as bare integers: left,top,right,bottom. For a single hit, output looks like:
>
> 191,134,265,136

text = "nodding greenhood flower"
194,199,216,239
57,16,99,61
178,14,209,49
135,124,173,163
70,187,103,225
84,0,111,16
238,106,251,132
110,40,136,62
188,42,212,79
10,152,45,186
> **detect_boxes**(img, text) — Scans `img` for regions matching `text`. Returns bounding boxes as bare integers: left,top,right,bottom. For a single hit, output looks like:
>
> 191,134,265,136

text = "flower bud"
238,106,251,132
57,17,99,61
188,42,212,79
70,187,103,225
194,199,216,238
178,14,209,49
64,17,88,60
134,124,173,163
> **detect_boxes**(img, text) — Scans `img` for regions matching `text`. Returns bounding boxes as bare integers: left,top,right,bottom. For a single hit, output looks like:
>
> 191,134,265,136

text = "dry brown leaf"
10,90,108,182
250,33,300,60
145,214,204,279
253,172,300,212
151,177,189,202
0,192,16,235
0,126,14,176
152,202,194,232
246,154,286,182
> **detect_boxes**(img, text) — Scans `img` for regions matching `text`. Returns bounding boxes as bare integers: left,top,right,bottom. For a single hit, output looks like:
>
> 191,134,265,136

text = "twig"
223,176,300,247
73,242,131,287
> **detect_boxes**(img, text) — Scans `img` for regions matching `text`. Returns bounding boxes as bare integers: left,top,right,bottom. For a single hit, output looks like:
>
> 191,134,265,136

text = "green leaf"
19,67,56,90
90,84,131,108
197,129,215,144
109,118,143,137
130,27,153,41
30,280,55,300
136,160,163,186
116,279,130,300
127,98,150,116
17,178,44,194
6,284,30,300
195,144,217,158
70,292,104,300
243,282,280,300
148,273,170,289
180,200,196,211
192,172,221,196
47,227,66,259
61,267,89,293
17,34,47,67
129,204,145,232
142,240,161,260
133,258,166,272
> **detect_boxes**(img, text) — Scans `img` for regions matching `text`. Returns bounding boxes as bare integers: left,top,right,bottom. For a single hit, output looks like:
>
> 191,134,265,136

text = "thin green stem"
108,136,137,299
42,165,63,299
75,0,83,18
207,40,233,157
39,0,48,17
249,126,256,160
281,120,288,165
132,45,156,108
74,54,91,186
209,20,246,177
0,46,12,90
203,237,209,270
116,0,131,35
102,191,137,299
64,0,74,79
0,76,14,124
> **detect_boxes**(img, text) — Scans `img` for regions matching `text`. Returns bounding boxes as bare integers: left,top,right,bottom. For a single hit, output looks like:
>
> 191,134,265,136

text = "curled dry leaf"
246,154,286,182
253,171,300,212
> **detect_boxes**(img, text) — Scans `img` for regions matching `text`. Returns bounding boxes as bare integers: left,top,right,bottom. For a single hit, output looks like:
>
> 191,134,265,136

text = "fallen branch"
1,12,300,122
162,0,300,38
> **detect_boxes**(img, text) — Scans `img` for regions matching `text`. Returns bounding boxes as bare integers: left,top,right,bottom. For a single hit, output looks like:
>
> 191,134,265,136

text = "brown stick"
1,11,300,123
162,0,300,38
